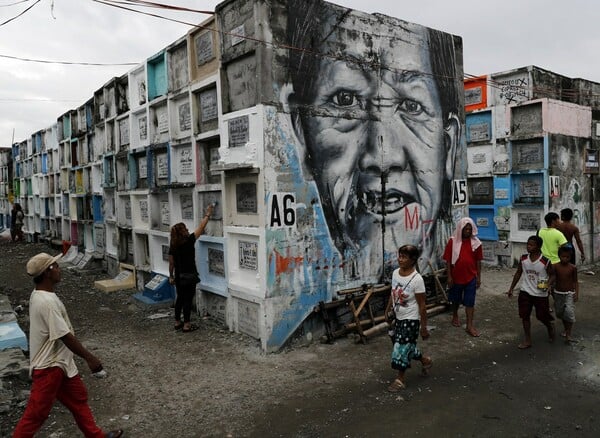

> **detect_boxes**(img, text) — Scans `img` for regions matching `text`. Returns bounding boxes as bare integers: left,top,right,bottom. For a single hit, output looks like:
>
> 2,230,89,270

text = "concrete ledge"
0,295,17,324
0,347,29,380
94,263,136,292
0,321,28,352
132,292,174,308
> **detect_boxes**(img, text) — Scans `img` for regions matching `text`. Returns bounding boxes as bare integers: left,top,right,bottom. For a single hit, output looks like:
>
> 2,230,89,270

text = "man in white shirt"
13,252,123,438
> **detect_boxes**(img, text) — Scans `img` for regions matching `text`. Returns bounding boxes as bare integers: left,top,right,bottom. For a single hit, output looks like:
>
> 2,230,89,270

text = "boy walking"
507,236,555,349
538,212,567,264
551,245,579,343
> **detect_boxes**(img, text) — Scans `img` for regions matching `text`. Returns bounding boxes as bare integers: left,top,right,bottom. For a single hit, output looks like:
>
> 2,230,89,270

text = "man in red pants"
13,252,123,438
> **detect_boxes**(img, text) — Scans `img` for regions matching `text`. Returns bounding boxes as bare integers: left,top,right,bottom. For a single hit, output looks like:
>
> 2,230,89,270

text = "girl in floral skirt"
385,245,433,391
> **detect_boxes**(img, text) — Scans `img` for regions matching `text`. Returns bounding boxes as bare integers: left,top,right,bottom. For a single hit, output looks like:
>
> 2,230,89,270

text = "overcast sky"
2,0,599,145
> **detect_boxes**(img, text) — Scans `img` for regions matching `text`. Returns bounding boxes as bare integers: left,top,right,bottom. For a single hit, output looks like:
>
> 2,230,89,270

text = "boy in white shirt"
507,236,556,349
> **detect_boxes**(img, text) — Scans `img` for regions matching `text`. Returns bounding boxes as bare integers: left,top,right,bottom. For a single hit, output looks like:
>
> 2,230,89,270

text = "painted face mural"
286,1,463,279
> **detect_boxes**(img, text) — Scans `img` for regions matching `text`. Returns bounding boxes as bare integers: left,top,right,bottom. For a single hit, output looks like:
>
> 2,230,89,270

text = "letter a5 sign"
549,176,560,198
452,179,468,205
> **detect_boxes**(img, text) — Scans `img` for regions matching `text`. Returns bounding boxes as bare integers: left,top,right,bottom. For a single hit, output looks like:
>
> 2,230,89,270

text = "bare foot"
548,324,555,343
465,327,480,337
451,317,461,327
518,343,531,349
421,357,433,376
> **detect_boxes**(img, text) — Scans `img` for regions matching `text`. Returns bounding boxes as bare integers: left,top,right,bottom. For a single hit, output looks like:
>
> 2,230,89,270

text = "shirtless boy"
551,245,579,343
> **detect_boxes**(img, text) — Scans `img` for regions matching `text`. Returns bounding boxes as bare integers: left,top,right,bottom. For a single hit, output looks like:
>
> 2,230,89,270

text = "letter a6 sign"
452,179,468,205
268,193,296,228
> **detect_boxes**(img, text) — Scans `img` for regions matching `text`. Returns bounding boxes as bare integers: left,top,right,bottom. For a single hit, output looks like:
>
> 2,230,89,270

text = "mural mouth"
362,189,415,215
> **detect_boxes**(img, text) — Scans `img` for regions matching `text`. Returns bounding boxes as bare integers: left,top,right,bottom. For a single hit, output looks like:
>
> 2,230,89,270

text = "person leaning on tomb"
283,0,462,274
169,203,215,333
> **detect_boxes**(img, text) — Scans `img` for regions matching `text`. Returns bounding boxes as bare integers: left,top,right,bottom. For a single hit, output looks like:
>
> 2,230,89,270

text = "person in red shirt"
443,217,483,337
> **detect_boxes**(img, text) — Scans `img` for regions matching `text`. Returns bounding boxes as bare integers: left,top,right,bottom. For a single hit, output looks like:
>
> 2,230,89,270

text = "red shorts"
518,291,554,324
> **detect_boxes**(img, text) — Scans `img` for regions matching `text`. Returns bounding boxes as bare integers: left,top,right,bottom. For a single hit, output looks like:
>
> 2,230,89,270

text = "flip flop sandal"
105,430,124,438
182,324,199,333
387,378,406,392
174,323,184,331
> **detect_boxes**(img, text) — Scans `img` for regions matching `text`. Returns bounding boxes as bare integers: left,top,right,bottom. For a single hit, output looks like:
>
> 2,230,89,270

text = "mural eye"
332,90,358,107
397,99,423,115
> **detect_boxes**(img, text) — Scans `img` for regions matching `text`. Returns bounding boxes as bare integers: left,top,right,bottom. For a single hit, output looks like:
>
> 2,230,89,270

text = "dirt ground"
1,237,600,438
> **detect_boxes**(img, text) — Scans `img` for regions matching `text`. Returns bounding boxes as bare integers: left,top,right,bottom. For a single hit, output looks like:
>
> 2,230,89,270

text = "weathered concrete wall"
530,67,571,102
507,98,591,140
217,0,466,349
573,78,600,108
491,68,531,107
546,100,591,138
548,134,593,260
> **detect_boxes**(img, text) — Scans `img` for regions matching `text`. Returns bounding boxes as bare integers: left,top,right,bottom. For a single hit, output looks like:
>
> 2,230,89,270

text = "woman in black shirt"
168,204,214,332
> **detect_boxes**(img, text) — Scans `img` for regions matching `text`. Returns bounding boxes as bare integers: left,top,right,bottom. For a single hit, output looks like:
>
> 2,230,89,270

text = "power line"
0,0,31,8
0,53,138,66
4,1,600,106
0,0,536,98
101,0,214,14
91,0,212,25
0,0,39,26
0,97,81,102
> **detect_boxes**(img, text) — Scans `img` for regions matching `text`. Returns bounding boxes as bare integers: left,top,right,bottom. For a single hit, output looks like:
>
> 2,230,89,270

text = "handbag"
178,272,200,287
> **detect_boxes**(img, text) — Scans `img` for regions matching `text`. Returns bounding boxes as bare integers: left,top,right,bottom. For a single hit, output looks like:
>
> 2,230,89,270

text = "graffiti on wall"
276,0,464,283
493,72,530,105
550,136,590,228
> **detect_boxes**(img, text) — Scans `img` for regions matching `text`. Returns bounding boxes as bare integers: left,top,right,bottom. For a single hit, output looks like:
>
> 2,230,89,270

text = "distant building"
0,147,13,229
464,66,600,265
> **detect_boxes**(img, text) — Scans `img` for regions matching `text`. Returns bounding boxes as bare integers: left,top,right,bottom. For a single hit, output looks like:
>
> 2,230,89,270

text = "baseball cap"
26,253,63,277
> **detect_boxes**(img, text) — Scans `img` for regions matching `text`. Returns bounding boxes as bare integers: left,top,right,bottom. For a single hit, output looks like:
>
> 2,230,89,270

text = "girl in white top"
385,245,433,392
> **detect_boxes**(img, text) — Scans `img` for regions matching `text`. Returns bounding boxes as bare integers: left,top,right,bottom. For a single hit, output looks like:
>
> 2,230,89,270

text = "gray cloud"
2,0,599,144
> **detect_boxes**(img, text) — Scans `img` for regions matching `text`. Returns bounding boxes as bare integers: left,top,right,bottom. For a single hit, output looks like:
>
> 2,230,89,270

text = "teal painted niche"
147,52,168,101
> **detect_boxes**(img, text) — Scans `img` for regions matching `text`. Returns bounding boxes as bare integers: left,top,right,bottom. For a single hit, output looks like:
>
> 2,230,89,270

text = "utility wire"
0,0,31,8
101,0,214,14
95,0,600,99
0,0,39,26
0,53,138,66
2,0,586,100
0,97,81,102
2,0,597,99
2,1,598,104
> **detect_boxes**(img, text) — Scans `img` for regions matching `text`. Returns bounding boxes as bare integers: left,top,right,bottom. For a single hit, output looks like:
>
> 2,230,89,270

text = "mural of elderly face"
287,1,462,274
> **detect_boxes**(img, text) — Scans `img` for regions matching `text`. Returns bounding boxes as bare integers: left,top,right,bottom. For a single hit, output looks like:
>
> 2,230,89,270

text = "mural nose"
359,132,385,175
360,121,407,176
